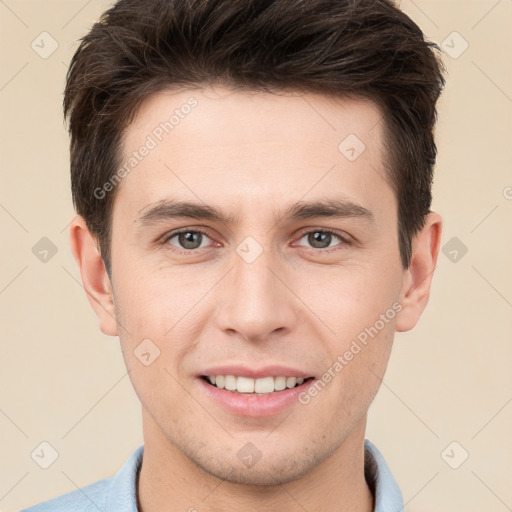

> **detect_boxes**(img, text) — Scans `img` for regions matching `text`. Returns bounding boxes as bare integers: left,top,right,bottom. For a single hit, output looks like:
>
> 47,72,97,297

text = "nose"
213,243,298,343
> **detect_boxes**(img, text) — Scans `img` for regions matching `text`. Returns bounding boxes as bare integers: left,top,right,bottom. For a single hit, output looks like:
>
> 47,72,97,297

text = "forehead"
116,86,393,224
125,86,384,151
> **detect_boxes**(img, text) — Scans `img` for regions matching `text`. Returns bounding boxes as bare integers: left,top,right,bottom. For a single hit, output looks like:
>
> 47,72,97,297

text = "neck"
137,411,374,512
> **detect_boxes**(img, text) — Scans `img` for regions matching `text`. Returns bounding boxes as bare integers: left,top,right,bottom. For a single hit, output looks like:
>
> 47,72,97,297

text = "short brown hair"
64,0,445,275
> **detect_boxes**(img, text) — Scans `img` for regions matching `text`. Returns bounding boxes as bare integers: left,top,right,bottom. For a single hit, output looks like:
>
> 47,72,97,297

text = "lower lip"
198,377,316,417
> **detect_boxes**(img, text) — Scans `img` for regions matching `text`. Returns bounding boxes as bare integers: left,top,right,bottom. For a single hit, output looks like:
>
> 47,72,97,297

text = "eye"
164,229,213,251
295,229,350,251
160,227,351,254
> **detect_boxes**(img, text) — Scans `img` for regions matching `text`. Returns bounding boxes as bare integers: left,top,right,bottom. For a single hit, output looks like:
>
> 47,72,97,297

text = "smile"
201,375,315,395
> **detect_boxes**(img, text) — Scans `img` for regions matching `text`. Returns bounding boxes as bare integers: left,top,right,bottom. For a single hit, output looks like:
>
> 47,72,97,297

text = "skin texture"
70,86,442,512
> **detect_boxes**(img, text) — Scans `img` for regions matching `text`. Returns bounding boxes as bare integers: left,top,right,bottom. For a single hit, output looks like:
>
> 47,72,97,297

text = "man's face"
109,86,405,484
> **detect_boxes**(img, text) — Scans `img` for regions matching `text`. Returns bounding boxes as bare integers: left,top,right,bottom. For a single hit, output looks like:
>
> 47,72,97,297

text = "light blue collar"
105,439,404,511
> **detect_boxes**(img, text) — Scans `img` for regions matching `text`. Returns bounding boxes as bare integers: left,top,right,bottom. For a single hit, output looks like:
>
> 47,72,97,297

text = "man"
23,0,445,510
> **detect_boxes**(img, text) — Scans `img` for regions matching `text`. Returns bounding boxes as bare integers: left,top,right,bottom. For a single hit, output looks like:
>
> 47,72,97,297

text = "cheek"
112,266,211,401
112,260,202,339
317,323,395,424
293,260,399,406
293,259,402,337
122,356,195,435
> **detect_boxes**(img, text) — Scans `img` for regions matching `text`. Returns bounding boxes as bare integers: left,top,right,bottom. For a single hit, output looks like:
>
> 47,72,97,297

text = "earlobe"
395,212,443,333
69,216,119,337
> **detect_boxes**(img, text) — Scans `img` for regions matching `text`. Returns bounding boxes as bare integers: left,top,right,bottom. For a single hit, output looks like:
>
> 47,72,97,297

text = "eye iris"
173,231,337,250
308,231,331,249
179,231,202,249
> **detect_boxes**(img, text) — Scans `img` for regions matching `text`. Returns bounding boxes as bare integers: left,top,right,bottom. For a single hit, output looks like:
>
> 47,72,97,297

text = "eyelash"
161,227,352,254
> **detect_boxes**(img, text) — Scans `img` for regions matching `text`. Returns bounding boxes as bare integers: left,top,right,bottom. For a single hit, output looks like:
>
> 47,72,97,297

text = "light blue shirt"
21,439,404,511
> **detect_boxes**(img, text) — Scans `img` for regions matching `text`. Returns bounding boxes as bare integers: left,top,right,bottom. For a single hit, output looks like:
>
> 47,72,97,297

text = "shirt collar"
364,438,405,512
107,440,403,512
105,444,142,512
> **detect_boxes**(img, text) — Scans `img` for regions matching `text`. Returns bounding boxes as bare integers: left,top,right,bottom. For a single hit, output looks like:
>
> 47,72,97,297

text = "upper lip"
200,365,314,379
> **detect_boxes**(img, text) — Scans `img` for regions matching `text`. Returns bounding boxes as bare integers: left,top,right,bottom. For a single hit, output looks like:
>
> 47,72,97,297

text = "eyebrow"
136,196,375,226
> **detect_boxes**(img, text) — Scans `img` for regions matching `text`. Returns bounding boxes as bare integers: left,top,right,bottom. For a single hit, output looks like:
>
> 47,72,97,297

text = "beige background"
1,1,511,510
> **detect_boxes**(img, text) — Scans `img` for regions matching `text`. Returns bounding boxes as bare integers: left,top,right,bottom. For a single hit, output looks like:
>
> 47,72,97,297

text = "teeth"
206,375,309,393
274,376,287,391
286,377,296,388
254,376,274,393
237,376,255,393
224,375,237,391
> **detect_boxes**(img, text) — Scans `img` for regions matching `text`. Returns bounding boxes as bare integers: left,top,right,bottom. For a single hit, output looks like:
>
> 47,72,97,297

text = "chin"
192,448,320,486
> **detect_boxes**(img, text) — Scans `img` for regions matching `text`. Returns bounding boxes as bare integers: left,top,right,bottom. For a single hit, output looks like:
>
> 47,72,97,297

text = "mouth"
200,375,315,396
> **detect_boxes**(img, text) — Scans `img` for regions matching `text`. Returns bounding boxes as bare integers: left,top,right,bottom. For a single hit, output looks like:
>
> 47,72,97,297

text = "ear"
69,215,118,336
395,212,443,332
